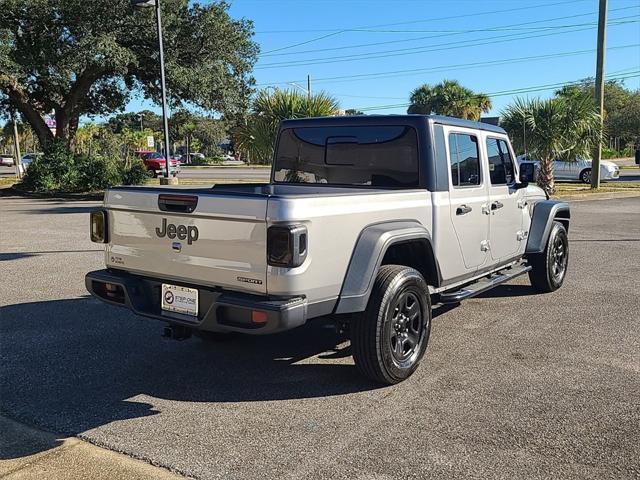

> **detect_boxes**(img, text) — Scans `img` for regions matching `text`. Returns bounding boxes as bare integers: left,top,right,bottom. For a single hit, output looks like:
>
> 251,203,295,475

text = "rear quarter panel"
266,190,433,303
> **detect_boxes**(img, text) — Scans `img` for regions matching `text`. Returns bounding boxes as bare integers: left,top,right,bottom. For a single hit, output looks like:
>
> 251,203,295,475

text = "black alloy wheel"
388,291,425,368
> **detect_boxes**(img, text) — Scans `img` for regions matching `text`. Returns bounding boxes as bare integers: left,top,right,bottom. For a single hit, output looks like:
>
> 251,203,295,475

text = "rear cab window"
273,125,419,187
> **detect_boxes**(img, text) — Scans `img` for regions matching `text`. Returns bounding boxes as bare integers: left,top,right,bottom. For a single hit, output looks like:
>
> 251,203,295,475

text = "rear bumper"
85,269,307,335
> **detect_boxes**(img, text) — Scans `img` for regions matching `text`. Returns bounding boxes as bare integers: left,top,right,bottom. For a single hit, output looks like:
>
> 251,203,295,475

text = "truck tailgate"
104,188,268,294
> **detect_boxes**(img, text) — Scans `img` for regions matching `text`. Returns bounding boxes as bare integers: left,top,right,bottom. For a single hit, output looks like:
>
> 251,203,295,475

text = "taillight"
267,224,307,268
90,210,108,243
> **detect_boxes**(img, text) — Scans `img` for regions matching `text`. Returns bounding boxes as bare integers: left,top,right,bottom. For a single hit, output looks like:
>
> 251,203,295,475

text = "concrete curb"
1,186,104,201
0,415,189,479
554,191,640,201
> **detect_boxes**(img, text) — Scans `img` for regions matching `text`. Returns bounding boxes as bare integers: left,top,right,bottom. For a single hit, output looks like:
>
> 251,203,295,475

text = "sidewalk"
0,415,187,480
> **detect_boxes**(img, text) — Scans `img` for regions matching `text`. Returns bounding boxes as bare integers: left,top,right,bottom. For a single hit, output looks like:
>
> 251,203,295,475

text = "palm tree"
501,96,601,195
407,80,491,120
235,89,340,164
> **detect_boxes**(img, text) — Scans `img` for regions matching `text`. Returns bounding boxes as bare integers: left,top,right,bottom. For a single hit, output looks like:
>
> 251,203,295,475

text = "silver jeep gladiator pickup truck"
86,115,569,384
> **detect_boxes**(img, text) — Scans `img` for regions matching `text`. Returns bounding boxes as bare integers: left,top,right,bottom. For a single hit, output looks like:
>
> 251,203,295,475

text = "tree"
2,116,37,154
0,0,258,148
192,118,227,157
501,97,601,195
556,79,640,151
345,109,364,116
107,110,162,134
407,80,491,120
234,89,340,164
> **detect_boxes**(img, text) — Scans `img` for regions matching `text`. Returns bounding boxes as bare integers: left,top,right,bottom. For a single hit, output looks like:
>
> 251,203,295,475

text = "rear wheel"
528,221,569,293
351,265,431,385
580,168,592,184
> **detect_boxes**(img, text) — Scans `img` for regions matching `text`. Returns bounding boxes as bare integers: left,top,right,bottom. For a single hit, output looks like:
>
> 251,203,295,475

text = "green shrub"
189,156,220,166
20,141,77,192
621,145,635,157
601,146,619,159
120,158,151,185
74,155,121,191
19,142,149,193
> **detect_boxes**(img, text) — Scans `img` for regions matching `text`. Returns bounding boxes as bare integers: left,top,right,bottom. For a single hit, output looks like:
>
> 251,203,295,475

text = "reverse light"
267,224,307,268
90,210,108,243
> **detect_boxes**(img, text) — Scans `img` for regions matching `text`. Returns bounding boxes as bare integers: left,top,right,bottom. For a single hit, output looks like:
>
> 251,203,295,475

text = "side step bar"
438,263,532,304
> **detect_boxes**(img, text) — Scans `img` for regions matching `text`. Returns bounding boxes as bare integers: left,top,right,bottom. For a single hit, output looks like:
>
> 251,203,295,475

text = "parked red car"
137,151,180,177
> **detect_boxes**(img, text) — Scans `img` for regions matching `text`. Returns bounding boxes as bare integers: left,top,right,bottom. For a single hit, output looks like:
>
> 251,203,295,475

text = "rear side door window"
448,133,481,187
486,137,515,185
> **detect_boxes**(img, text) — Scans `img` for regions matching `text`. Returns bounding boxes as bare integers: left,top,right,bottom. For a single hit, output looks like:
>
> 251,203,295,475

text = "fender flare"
525,200,570,254
334,221,440,314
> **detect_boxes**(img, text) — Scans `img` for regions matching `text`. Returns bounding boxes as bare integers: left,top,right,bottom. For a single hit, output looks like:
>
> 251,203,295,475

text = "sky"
126,0,640,117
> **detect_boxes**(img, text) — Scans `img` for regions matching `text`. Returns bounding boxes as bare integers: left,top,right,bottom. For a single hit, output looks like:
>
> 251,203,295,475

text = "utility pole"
591,0,607,189
307,74,312,101
10,110,22,178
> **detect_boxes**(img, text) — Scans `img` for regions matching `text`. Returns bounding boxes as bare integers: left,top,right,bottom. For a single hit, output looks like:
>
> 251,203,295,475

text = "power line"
260,5,637,58
255,16,639,69
255,44,639,88
259,0,588,53
351,71,640,112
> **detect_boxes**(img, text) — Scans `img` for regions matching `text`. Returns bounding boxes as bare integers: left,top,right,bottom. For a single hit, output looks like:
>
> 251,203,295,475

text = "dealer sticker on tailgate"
161,284,198,317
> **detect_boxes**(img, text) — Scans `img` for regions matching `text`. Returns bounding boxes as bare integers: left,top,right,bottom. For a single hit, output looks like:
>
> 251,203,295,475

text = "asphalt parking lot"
1,194,639,480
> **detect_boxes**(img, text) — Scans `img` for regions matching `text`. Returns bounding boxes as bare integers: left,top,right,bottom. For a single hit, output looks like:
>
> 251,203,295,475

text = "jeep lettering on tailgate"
155,218,199,244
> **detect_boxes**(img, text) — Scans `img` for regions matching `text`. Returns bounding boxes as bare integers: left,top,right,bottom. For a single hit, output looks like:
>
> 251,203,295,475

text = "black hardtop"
279,114,506,135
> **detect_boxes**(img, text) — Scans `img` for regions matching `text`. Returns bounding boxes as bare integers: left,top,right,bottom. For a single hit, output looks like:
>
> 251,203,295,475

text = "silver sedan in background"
517,155,620,183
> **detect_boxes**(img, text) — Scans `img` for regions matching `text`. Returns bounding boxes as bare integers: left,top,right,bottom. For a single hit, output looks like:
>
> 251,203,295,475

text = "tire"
351,265,431,385
580,168,591,184
528,221,569,293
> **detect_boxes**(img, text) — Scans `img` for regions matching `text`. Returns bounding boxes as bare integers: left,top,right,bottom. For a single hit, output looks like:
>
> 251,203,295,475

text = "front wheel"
580,168,592,184
528,221,569,293
351,265,431,385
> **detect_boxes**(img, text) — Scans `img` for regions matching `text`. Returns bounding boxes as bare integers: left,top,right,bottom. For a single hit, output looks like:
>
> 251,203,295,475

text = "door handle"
491,201,504,211
456,205,472,215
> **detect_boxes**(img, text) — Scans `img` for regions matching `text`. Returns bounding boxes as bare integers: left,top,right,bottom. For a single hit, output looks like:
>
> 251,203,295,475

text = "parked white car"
0,154,14,166
517,155,620,183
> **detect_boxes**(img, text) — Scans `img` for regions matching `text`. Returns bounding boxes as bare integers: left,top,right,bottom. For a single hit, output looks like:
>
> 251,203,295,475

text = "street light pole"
133,0,172,180
155,1,171,179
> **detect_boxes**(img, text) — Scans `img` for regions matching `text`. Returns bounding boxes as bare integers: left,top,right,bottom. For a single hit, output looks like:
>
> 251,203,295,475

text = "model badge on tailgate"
237,276,263,285
155,218,199,245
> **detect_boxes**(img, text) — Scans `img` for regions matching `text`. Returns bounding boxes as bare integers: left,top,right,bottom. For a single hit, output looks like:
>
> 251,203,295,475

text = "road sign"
147,136,154,148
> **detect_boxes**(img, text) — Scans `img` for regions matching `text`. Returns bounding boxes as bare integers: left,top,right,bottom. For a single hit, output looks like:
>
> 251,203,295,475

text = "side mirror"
519,162,535,183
